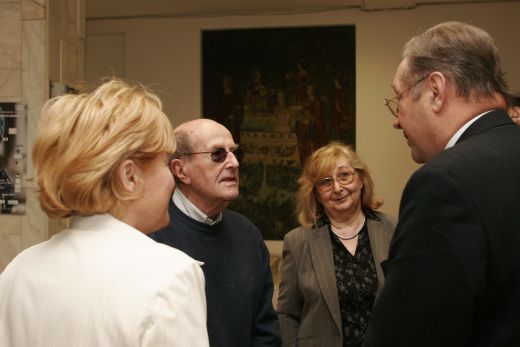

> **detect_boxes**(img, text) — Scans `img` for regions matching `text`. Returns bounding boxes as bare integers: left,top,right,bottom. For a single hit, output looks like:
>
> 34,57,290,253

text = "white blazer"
0,214,209,347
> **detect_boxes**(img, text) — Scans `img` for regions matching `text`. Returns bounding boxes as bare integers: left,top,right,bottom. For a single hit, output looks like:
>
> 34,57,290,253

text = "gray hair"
403,21,512,105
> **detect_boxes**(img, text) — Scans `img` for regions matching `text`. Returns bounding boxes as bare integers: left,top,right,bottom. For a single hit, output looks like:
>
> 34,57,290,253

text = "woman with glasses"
277,141,395,347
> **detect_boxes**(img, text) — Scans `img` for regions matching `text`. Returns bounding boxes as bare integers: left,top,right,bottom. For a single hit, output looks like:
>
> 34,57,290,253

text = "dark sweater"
150,201,281,347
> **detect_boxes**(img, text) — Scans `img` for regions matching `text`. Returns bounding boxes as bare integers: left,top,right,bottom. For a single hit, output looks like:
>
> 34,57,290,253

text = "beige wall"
85,2,520,228
0,0,47,271
0,0,84,271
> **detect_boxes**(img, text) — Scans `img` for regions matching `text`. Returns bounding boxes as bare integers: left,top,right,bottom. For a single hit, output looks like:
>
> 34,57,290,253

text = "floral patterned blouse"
328,221,378,347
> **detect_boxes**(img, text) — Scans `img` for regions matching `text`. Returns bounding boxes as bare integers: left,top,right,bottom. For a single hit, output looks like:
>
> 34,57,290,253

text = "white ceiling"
86,0,512,20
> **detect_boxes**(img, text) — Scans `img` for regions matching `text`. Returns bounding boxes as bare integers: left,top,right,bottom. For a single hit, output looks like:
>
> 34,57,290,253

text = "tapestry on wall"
202,25,356,240
0,102,27,214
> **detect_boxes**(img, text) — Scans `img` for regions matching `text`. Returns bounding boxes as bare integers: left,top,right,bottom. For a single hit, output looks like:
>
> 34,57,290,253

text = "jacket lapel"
367,218,389,290
309,225,342,332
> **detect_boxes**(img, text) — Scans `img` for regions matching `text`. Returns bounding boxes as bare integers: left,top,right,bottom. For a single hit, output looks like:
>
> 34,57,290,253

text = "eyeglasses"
177,147,244,163
315,169,356,193
384,74,429,117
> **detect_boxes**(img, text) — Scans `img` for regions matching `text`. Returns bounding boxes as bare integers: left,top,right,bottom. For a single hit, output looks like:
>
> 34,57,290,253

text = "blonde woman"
0,80,209,347
277,142,395,347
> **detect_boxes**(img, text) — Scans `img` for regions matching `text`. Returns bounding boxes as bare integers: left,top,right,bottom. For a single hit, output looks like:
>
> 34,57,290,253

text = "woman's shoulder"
368,210,397,236
369,210,395,223
283,224,324,244
149,240,202,266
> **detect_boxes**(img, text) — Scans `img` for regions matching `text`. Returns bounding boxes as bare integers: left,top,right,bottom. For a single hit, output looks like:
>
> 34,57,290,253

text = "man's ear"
171,159,191,185
428,72,447,113
118,159,140,193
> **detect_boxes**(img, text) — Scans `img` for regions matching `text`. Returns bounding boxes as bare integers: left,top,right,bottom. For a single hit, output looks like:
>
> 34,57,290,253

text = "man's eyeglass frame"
384,74,429,117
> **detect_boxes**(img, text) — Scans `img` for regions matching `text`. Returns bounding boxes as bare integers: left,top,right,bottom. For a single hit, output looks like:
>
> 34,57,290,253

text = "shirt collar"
445,111,491,149
172,188,222,225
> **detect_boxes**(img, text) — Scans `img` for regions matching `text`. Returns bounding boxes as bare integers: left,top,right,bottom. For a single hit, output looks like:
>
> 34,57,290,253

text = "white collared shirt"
444,111,491,149
172,188,222,225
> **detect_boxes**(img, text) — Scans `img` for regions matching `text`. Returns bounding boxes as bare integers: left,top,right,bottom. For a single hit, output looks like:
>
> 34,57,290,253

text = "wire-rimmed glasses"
315,168,356,193
384,74,429,117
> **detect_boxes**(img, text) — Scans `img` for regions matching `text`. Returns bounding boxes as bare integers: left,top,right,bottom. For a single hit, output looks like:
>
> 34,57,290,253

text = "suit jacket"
277,211,396,347
0,214,209,347
365,110,520,346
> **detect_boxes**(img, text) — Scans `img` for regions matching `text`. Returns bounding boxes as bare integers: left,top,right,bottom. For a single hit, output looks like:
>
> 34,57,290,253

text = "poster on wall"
0,102,27,214
202,25,356,240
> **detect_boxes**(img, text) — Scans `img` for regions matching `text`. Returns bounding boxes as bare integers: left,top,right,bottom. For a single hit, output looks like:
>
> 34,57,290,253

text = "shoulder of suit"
371,210,396,224
284,224,324,243
368,210,397,235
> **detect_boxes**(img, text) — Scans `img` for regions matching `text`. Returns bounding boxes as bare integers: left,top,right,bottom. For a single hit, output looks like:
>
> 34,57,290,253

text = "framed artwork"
0,102,27,214
202,25,356,240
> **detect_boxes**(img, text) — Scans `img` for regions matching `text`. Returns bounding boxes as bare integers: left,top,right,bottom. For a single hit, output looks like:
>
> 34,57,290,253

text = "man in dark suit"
364,21,520,346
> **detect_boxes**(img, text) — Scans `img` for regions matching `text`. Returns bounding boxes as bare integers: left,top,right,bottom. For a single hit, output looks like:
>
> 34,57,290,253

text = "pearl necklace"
330,215,366,241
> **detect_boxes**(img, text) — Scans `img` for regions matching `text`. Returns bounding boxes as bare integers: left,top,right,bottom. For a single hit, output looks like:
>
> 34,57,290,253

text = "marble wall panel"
22,0,45,20
21,18,47,250
78,0,84,38
0,3,22,69
60,0,77,43
61,39,78,87
0,68,22,97
22,16,45,105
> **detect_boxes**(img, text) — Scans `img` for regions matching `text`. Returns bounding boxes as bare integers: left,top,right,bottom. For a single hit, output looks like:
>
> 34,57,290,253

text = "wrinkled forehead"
190,121,236,150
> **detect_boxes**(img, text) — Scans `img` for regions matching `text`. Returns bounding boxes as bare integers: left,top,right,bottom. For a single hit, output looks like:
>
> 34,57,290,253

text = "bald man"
150,119,281,347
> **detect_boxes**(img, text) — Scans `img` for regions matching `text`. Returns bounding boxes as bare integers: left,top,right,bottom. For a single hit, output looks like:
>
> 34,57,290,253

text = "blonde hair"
33,79,175,218
297,141,383,227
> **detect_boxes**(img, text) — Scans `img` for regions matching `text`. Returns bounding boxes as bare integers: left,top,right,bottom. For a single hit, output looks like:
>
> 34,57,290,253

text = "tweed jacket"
277,211,396,347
